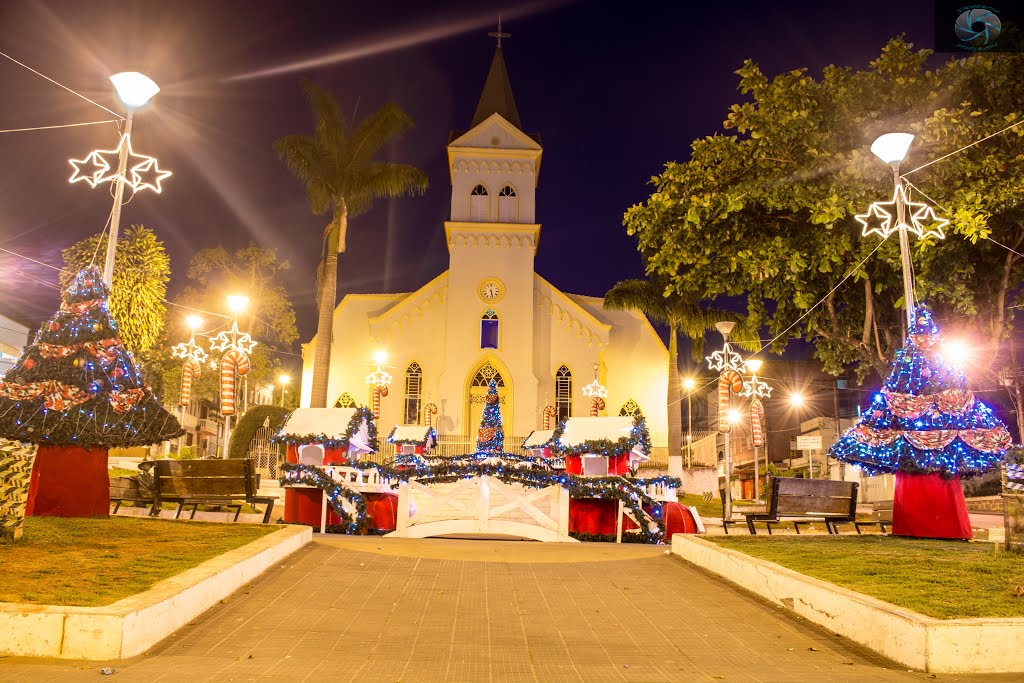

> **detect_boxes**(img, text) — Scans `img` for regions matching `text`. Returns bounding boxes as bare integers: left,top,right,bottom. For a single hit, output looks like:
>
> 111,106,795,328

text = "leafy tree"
603,278,759,463
275,80,428,408
161,244,299,409
624,39,1024,378
61,225,170,353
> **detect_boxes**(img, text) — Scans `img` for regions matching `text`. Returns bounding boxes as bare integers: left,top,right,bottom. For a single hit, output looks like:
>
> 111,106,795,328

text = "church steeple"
471,21,522,130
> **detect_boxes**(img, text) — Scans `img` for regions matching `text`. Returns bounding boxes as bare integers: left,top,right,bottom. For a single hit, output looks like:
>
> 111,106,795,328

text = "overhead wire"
0,50,124,119
0,119,120,134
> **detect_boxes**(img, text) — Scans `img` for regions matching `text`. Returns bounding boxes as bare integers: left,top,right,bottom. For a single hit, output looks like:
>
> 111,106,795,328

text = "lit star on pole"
210,322,257,355
740,374,772,399
910,204,950,240
855,184,928,240
171,338,208,365
581,379,608,399
68,133,171,194
366,366,392,387
705,345,743,374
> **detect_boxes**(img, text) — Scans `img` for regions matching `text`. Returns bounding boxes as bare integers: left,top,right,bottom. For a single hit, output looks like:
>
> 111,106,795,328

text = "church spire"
471,19,522,131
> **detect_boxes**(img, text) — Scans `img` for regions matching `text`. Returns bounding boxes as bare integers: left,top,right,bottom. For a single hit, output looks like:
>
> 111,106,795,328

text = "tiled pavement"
1,536,1019,682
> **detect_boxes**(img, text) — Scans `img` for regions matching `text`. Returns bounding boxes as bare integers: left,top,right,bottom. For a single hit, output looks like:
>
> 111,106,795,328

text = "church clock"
478,278,505,303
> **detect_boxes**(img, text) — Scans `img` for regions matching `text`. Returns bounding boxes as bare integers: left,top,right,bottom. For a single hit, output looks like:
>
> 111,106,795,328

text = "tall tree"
274,80,428,408
61,225,170,354
603,278,759,464
162,244,299,408
624,40,1024,378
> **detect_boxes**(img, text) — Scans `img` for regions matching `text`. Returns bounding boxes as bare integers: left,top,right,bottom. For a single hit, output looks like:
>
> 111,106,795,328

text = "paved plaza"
1,536,1018,682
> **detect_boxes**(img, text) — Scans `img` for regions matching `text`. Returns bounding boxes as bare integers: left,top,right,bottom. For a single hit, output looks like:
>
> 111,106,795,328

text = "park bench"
149,459,277,524
745,477,858,535
851,500,892,534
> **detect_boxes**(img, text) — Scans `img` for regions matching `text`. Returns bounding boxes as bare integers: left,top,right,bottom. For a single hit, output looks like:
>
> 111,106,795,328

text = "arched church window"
480,310,499,349
555,365,573,424
498,185,517,223
471,362,504,387
334,392,356,408
404,362,423,425
619,399,642,417
470,184,489,221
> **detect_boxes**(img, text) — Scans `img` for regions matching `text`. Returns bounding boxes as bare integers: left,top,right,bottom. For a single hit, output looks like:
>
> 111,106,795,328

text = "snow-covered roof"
523,429,554,449
279,408,375,454
553,416,650,460
389,425,436,446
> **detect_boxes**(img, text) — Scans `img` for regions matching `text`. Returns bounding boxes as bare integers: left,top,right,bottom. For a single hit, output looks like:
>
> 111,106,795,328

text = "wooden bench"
852,500,892,534
719,488,745,534
745,477,858,535
150,459,277,524
110,461,156,513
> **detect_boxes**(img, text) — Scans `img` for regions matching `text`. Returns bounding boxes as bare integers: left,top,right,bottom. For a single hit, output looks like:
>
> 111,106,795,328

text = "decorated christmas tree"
475,380,504,455
0,267,182,517
829,304,1012,538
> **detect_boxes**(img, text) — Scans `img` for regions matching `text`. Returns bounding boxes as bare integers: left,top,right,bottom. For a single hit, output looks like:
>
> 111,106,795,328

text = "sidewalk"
2,536,1017,682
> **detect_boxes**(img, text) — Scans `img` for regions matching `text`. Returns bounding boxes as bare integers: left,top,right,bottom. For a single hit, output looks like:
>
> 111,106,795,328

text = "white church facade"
300,40,669,446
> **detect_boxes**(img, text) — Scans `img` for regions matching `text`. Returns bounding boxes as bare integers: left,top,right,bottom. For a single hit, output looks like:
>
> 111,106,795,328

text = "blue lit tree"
830,305,1011,478
475,380,504,456
0,267,182,517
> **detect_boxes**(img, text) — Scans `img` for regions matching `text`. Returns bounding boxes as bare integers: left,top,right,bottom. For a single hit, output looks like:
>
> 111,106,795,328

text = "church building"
300,36,669,448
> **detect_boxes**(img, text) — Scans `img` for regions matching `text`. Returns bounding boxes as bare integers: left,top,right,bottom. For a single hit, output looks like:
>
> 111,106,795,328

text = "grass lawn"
708,535,1024,619
679,493,721,520
0,516,277,607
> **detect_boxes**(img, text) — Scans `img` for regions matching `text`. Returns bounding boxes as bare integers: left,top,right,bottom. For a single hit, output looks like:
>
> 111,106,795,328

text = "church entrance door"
467,361,511,436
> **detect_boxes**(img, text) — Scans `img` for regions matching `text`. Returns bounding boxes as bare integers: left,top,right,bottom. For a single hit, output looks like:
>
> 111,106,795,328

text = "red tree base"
893,471,972,540
26,445,110,518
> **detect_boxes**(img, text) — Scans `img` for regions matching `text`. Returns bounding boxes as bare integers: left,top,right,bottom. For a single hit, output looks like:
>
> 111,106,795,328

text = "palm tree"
275,81,428,408
603,279,759,466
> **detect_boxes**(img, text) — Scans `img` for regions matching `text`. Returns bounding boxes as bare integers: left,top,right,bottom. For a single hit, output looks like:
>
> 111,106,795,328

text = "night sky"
1,0,935,355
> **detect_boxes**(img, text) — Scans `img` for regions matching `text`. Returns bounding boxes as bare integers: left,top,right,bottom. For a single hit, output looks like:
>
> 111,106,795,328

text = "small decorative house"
388,425,436,465
278,407,377,466
550,416,650,476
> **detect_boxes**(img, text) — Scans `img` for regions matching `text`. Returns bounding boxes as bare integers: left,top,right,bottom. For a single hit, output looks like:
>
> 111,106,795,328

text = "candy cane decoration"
590,397,606,417
718,369,742,432
372,384,388,419
750,398,765,447
220,348,251,416
542,405,556,429
423,402,438,428
179,359,201,407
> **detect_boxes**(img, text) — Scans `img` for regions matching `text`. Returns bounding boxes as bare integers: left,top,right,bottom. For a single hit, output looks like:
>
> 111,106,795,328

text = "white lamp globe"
870,133,915,165
110,72,160,109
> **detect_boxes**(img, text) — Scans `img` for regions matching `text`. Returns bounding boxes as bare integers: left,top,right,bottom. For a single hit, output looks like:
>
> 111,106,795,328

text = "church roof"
471,46,522,130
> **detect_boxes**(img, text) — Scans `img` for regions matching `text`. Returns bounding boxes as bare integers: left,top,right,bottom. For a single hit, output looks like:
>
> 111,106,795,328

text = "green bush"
176,445,195,460
228,405,290,458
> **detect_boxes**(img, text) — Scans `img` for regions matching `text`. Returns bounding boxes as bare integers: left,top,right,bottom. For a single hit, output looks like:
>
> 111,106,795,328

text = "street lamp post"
103,72,161,287
740,359,772,502
706,321,744,522
869,133,916,327
278,374,290,407
683,377,695,467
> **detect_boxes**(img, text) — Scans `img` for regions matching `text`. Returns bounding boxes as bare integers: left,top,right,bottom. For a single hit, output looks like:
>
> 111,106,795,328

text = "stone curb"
671,535,1024,674
0,524,311,660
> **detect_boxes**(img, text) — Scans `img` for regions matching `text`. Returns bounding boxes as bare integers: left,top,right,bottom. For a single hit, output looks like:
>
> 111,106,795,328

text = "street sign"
797,435,823,451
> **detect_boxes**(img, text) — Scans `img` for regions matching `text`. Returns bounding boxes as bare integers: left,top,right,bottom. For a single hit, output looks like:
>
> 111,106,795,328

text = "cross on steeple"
488,17,510,48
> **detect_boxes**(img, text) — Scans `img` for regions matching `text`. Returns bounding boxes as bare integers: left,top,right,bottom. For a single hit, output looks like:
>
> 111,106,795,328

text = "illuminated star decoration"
209,321,257,356
581,379,608,399
910,204,950,240
366,366,392,387
171,338,208,365
856,184,946,240
68,133,172,194
705,344,743,374
740,374,772,399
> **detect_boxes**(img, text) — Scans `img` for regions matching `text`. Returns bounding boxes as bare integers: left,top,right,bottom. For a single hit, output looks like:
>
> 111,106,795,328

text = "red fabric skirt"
621,502,699,540
569,498,619,534
893,471,972,540
283,489,398,531
26,445,109,518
